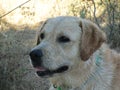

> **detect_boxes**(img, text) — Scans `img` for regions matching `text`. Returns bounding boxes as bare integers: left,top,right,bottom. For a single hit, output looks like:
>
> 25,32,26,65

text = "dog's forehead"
43,17,82,40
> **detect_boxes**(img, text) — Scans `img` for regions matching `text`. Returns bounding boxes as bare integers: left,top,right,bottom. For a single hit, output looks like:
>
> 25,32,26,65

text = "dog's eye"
58,36,70,43
40,33,45,39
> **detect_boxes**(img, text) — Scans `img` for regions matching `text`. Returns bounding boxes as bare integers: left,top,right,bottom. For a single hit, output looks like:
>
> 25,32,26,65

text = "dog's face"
29,16,106,77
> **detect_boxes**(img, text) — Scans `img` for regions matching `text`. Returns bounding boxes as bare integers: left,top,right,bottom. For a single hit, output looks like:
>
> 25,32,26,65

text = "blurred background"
0,0,119,90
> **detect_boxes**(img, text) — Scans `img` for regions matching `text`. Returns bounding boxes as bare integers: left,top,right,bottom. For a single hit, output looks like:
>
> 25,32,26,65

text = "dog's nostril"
30,49,43,59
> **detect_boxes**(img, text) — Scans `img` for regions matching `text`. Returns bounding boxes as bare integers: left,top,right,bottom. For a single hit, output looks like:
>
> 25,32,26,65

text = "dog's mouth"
34,66,69,77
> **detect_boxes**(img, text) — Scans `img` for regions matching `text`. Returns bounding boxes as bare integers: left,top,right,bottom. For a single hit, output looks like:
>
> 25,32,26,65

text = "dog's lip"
34,67,47,72
34,65,69,77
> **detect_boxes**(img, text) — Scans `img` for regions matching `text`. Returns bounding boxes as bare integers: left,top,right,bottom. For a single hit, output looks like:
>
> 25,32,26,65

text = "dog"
29,16,120,90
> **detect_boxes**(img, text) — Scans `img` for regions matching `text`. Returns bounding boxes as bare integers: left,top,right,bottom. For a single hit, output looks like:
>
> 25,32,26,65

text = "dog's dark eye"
40,33,45,39
58,36,70,43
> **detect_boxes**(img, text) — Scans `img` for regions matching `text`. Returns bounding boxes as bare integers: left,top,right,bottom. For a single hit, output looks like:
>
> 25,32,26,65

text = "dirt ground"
0,28,49,90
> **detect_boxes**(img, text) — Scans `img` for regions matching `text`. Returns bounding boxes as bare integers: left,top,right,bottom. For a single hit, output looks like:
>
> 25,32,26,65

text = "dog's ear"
79,19,106,61
36,20,47,45
36,33,40,45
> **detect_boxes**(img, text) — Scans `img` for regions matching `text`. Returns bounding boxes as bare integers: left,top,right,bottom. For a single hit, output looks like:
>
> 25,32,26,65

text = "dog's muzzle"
29,49,69,77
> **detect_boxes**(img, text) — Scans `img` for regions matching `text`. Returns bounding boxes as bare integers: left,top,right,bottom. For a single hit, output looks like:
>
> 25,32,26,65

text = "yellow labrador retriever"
29,16,120,90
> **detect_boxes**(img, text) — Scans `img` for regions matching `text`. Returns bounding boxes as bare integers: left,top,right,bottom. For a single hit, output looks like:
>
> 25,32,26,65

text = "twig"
0,0,31,18
92,0,100,28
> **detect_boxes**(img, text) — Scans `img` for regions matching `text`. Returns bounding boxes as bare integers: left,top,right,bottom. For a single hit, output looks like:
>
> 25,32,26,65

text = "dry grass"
0,28,49,90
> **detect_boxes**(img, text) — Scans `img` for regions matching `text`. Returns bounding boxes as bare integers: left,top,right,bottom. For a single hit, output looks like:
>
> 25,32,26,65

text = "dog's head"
29,16,106,77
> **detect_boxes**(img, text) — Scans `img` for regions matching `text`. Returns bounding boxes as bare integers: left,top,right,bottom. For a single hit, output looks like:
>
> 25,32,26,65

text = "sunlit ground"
0,0,105,28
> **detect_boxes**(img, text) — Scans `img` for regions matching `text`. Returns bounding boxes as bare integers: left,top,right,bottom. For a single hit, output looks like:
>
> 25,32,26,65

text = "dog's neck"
79,49,104,89
50,46,114,90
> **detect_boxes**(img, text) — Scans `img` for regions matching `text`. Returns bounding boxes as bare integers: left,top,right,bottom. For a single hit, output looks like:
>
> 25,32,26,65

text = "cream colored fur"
32,16,120,90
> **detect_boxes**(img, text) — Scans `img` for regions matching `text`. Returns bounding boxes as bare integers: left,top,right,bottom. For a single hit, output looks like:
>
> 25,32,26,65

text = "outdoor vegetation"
0,0,119,90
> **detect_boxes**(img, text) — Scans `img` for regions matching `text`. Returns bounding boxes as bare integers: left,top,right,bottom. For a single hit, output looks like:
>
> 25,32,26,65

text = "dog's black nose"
29,49,43,67
30,49,43,58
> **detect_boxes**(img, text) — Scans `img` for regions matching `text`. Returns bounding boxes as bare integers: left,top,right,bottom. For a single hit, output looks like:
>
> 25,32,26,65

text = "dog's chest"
50,66,114,90
51,81,111,90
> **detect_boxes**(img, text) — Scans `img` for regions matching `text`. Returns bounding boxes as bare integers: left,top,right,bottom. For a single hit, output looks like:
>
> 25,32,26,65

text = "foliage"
68,0,120,49
104,0,120,49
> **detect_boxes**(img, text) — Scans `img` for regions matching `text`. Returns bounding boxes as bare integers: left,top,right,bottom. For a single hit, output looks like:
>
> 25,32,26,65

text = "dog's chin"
35,66,69,78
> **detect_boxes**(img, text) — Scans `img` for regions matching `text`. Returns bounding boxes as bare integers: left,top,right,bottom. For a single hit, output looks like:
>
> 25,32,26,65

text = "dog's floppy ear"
79,19,106,61
36,20,47,45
